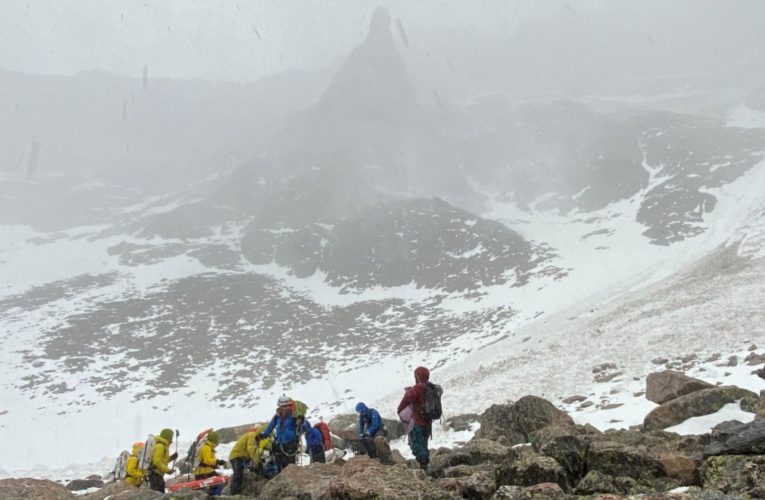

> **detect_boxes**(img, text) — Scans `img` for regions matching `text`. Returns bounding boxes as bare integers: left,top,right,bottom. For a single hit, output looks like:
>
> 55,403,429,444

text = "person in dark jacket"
397,366,432,471
355,402,385,458
258,395,310,472
305,423,326,463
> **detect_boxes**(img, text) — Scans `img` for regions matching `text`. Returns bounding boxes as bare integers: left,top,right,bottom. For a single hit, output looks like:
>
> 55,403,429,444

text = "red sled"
167,474,230,492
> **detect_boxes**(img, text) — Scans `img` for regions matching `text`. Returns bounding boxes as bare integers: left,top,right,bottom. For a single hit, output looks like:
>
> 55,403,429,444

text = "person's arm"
261,415,278,438
152,443,171,474
397,389,412,414
368,410,381,435
358,412,365,436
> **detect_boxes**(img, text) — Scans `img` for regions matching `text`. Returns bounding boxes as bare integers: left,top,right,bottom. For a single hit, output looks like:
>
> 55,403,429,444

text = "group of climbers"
114,366,440,496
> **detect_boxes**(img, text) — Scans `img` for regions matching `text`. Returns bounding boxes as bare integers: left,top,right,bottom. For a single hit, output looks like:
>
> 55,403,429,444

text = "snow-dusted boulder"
0,478,75,499
644,386,760,431
646,370,714,405
704,419,765,456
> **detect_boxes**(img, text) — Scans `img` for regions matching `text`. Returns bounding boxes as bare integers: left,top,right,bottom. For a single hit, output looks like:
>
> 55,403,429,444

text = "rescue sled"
167,474,230,492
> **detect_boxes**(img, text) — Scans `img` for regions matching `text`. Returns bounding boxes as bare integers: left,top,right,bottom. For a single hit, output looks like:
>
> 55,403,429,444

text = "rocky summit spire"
315,6,415,122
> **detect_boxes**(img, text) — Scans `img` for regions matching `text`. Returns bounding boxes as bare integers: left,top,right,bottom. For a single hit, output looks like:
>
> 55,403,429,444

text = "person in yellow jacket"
228,426,272,495
192,430,226,496
192,430,225,478
124,442,145,487
149,428,178,493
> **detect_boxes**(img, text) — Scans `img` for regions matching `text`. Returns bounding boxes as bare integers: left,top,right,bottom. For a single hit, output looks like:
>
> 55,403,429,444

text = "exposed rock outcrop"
643,386,759,431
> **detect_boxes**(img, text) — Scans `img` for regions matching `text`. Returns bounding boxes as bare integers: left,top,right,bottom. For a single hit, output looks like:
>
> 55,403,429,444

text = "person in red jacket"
397,366,431,471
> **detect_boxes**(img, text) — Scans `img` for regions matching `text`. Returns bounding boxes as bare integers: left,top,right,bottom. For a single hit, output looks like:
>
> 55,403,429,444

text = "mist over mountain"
1,1,765,477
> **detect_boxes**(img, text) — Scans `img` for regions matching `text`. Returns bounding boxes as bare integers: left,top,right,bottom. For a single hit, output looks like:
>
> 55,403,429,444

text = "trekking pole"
175,429,180,478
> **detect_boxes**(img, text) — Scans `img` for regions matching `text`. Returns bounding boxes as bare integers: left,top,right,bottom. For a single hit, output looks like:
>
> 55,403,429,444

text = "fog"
2,0,765,475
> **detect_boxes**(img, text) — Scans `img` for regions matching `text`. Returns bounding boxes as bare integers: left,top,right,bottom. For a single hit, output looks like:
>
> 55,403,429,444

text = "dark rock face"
700,455,765,498
646,370,714,405
531,425,590,486
0,478,76,499
495,451,569,491
477,396,575,445
429,439,513,478
242,197,558,292
703,419,765,456
585,440,665,482
644,386,760,431
437,471,496,500
635,114,765,245
443,413,480,432
65,478,104,491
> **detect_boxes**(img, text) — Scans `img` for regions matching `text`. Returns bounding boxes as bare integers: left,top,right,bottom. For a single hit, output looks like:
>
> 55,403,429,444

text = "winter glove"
169,452,178,461
216,459,227,467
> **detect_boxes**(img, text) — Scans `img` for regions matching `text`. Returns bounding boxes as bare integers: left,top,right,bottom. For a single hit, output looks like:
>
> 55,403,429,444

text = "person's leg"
409,425,430,470
148,472,165,493
230,458,245,495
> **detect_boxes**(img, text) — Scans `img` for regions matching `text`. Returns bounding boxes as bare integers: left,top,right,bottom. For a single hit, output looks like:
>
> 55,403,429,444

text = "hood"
355,402,368,413
414,366,430,383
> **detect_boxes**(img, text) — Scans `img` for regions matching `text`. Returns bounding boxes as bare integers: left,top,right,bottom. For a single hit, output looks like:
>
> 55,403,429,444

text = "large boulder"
703,418,765,456
65,477,104,491
531,424,597,486
80,482,151,500
755,392,765,420
437,470,496,500
643,386,760,431
259,462,342,499
330,455,457,499
585,440,665,482
700,454,765,498
216,422,257,443
0,478,75,499
430,439,513,477
573,470,623,495
495,449,569,491
646,370,714,405
477,396,574,446
443,413,480,432
659,453,699,486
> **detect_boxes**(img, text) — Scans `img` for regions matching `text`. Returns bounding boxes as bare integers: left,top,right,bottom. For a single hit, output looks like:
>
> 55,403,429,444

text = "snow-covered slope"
2,7,765,478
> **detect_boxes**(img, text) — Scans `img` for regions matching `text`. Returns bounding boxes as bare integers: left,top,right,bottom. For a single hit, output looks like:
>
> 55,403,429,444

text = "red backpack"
314,422,333,450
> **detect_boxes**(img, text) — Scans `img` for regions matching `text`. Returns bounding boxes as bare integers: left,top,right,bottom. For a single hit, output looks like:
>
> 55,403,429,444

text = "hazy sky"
0,0,575,81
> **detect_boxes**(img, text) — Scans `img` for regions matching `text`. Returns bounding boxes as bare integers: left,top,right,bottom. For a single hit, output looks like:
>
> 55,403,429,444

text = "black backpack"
422,382,443,420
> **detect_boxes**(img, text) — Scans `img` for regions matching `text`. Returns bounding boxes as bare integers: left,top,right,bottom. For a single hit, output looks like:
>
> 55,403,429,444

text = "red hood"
414,366,430,383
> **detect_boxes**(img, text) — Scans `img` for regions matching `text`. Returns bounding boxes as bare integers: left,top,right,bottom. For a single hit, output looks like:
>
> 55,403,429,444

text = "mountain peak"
316,7,415,118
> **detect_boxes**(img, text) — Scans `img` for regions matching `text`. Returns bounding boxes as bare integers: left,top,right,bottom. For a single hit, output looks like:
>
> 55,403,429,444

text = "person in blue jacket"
304,423,326,463
355,402,385,458
258,395,310,472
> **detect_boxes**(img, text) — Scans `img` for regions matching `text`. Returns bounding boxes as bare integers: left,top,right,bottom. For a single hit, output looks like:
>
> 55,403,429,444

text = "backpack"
186,428,213,470
112,450,130,480
137,435,156,471
290,400,308,419
423,382,443,420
